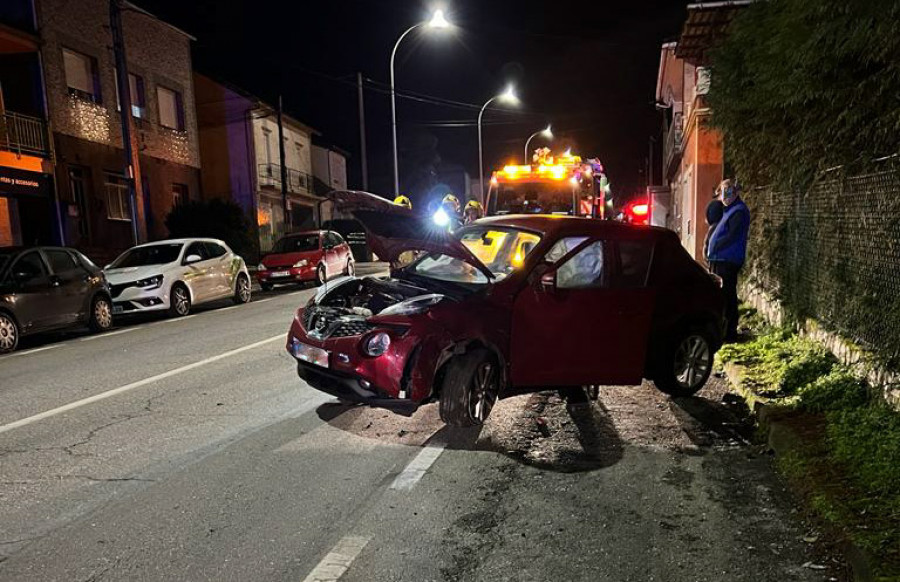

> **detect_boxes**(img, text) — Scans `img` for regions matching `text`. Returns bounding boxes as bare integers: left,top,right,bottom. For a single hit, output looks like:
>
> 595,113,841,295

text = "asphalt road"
0,267,845,581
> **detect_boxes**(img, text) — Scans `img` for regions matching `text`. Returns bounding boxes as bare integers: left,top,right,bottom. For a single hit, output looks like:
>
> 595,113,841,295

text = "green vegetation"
165,199,256,261
707,0,900,188
722,315,900,576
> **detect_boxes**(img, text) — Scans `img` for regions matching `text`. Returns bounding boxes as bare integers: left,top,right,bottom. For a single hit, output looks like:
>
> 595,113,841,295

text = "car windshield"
110,243,183,268
494,183,577,215
272,235,319,253
409,227,541,285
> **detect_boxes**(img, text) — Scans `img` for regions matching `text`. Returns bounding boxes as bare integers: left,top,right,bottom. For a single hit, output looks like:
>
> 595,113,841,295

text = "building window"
68,166,90,239
62,48,100,103
115,72,146,119
104,175,131,221
262,128,273,166
172,183,189,206
157,86,184,130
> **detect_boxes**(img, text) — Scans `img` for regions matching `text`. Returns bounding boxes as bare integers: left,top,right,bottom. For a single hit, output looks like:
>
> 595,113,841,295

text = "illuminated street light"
390,10,453,195
478,86,520,198
524,124,553,164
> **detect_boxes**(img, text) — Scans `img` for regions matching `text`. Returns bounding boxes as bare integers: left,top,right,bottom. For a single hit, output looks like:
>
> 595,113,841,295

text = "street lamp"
390,9,451,195
478,85,519,198
524,124,553,164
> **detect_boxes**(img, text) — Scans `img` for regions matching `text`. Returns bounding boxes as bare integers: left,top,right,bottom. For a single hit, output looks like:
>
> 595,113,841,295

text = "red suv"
286,191,724,427
257,230,354,290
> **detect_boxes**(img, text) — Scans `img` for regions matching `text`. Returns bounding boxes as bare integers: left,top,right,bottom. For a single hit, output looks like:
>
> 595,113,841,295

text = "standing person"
703,198,725,266
463,200,484,224
707,179,750,342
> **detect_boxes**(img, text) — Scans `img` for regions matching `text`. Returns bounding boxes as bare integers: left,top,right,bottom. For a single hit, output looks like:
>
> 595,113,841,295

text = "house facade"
655,2,749,262
39,0,200,261
0,0,57,247
194,73,322,256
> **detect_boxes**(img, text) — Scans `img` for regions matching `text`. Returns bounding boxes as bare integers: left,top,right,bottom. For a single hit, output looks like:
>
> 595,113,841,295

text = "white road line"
252,297,275,304
389,445,446,491
153,314,197,325
78,328,136,342
217,305,241,312
0,334,284,436
301,535,370,582
8,344,60,358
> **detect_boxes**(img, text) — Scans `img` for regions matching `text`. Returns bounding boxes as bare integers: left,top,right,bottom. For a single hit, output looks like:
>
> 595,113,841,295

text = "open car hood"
327,190,494,280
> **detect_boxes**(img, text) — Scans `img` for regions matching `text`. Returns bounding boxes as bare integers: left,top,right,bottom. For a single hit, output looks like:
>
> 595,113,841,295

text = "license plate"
271,270,290,278
112,305,124,315
292,340,329,368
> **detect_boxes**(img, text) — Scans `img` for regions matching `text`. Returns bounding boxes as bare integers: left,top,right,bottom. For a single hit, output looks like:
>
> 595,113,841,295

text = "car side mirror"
184,254,202,265
539,270,556,294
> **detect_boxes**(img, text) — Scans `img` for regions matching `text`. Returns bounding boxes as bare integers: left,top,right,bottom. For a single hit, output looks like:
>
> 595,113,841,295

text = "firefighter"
463,200,484,224
393,195,412,210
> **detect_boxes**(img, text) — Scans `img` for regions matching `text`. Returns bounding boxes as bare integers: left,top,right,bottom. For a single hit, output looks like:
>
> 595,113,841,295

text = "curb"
721,363,877,582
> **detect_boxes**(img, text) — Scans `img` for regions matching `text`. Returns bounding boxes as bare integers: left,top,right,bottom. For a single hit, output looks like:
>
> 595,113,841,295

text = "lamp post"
524,124,553,164
390,9,450,196
478,86,519,198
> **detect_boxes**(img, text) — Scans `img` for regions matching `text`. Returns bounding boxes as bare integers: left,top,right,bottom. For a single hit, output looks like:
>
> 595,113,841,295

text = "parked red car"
286,191,724,427
257,230,354,290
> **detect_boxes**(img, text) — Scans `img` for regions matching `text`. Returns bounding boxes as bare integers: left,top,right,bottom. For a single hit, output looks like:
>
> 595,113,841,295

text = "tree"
707,0,900,188
164,198,255,259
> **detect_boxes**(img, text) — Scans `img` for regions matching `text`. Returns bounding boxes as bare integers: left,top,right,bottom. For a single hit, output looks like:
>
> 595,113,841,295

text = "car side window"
203,242,227,259
544,236,589,264
612,240,655,288
45,249,80,275
556,240,606,289
184,242,208,262
10,252,47,283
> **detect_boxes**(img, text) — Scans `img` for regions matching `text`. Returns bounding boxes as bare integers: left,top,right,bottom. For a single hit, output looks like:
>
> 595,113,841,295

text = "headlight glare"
256,263,266,272
364,332,391,357
293,259,308,268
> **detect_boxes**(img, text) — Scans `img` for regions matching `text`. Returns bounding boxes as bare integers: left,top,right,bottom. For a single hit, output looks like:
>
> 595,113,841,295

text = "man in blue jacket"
707,179,750,342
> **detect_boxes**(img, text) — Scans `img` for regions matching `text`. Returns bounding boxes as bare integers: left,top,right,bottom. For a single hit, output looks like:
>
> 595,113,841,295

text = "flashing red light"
631,203,649,216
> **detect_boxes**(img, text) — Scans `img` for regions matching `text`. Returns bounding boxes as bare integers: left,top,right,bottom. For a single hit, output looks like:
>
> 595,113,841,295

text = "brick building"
39,0,200,262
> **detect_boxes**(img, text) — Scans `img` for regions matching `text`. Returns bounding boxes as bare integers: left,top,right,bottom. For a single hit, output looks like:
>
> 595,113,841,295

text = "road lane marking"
152,314,197,325
78,328,136,342
301,535,370,582
0,334,284,435
253,297,275,304
389,445,446,490
8,344,60,358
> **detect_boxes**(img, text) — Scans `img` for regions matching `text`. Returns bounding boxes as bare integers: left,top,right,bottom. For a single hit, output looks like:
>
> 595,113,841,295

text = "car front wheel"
233,273,251,304
653,328,714,397
169,284,191,317
315,264,327,286
439,348,500,427
0,312,19,354
345,259,354,277
88,295,113,332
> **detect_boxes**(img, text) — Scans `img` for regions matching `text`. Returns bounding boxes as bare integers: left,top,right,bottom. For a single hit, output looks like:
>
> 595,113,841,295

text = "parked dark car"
257,230,354,290
0,246,113,353
286,191,725,427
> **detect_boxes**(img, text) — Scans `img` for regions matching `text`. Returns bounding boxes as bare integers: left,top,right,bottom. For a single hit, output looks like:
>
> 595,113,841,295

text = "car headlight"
363,332,391,357
257,263,266,272
379,294,444,316
135,274,163,289
293,259,308,268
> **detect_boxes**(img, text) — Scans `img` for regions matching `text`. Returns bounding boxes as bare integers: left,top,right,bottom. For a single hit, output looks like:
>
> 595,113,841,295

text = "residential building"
311,141,349,224
39,0,200,261
194,73,322,256
655,2,749,261
0,0,57,247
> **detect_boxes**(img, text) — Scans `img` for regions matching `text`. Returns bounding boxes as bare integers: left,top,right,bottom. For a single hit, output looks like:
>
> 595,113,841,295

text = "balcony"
258,163,315,196
0,110,50,157
663,113,684,179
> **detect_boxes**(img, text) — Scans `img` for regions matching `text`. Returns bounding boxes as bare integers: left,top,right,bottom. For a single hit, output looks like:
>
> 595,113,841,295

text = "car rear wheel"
88,295,113,332
0,312,19,354
169,284,191,317
315,264,327,286
233,273,251,304
439,348,499,427
653,327,714,397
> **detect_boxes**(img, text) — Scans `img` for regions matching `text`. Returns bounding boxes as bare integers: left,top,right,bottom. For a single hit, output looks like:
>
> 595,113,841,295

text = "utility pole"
109,0,145,244
277,95,290,234
357,72,369,191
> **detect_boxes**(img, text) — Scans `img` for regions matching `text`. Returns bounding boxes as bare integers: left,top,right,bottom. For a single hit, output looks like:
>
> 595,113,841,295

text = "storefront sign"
0,166,51,198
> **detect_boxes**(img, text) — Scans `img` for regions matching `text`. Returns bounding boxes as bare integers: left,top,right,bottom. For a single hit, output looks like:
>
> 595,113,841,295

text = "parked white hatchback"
104,238,252,317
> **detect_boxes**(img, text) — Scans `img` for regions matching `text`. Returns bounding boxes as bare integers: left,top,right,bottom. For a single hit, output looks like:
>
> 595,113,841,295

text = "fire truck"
484,149,611,219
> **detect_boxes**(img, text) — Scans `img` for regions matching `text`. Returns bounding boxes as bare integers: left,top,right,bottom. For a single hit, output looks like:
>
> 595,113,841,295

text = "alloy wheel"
173,287,190,316
0,314,17,352
238,276,251,302
673,334,712,390
470,361,498,422
94,298,113,329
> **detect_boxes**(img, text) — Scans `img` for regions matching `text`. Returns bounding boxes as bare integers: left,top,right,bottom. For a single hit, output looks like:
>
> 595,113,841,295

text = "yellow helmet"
464,200,483,212
441,193,460,212
393,195,412,209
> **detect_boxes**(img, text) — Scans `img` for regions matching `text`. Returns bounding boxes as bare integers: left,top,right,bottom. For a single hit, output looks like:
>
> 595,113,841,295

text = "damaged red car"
286,190,725,427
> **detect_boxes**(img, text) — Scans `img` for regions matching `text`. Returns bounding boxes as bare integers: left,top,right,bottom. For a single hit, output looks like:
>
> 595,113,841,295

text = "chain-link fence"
743,158,900,369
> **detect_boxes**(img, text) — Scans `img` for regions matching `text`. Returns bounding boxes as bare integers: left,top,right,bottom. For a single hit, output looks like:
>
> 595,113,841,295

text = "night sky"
139,0,688,204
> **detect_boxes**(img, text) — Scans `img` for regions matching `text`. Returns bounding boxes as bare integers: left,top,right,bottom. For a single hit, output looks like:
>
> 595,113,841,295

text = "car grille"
331,321,374,337
109,283,131,298
302,307,373,339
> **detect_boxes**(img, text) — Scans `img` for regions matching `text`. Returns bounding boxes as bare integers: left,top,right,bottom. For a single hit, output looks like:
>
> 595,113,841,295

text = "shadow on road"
314,386,625,474
669,392,755,448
